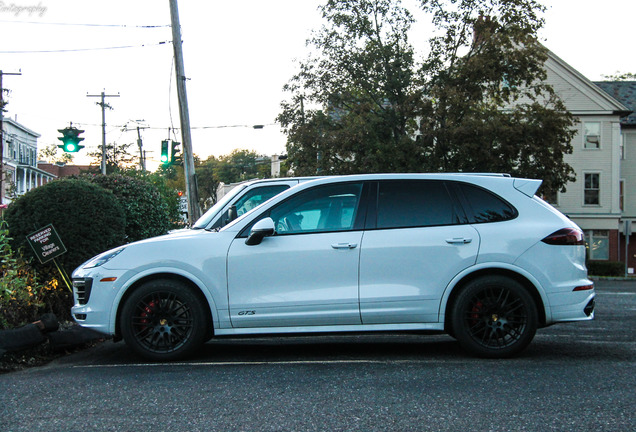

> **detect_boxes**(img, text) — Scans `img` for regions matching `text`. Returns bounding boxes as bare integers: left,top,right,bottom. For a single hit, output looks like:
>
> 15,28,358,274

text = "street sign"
26,224,67,264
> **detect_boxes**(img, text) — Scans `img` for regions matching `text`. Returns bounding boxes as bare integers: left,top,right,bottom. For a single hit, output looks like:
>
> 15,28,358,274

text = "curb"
0,318,104,358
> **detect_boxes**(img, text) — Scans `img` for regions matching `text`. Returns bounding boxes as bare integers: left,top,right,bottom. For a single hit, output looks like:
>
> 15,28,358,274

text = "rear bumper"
547,289,595,323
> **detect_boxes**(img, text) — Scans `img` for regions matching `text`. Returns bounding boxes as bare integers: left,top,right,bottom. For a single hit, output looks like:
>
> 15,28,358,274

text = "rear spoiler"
513,178,543,197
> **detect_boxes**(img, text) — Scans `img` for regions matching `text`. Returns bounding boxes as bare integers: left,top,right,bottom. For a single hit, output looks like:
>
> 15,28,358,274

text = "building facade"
543,51,633,270
592,81,636,272
1,117,56,205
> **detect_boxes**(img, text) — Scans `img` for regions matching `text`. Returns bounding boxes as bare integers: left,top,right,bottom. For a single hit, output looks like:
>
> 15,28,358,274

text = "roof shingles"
594,81,636,125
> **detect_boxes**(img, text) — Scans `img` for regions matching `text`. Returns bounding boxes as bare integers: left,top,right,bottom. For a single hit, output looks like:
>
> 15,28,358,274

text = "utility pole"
136,126,146,171
169,0,200,223
87,91,119,175
0,70,21,205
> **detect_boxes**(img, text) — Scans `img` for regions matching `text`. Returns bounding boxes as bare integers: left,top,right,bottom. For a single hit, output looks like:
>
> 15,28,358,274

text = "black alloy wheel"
121,279,209,361
451,276,538,358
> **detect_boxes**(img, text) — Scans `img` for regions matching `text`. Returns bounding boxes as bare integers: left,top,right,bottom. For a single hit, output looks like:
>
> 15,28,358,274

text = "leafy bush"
586,261,624,277
117,168,185,230
4,178,126,276
78,173,173,241
0,220,71,329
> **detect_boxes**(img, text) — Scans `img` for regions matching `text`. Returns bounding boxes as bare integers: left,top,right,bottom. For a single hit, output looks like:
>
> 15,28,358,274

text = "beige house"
593,80,636,270
543,50,632,267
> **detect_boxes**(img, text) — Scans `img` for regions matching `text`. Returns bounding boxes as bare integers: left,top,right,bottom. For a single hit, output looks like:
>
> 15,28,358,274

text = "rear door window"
376,180,459,229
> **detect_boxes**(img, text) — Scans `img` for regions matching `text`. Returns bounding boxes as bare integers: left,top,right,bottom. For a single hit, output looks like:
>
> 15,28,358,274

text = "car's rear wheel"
121,279,208,361
451,276,538,358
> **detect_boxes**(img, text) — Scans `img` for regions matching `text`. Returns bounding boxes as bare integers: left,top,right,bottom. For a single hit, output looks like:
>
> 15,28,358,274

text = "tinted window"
457,183,517,223
270,183,363,234
377,181,456,229
234,185,289,217
211,185,289,229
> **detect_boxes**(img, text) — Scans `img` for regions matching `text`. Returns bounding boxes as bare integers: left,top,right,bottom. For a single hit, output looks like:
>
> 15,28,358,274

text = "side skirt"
215,322,445,336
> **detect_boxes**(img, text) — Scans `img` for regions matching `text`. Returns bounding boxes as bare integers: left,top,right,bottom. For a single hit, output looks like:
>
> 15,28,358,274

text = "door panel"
227,181,366,328
227,232,363,327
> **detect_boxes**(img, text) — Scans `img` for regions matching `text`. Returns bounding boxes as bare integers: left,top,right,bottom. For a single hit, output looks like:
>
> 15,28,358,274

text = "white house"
1,117,56,205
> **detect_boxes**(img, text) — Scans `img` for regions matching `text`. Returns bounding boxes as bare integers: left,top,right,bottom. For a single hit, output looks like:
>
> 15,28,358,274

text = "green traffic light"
161,140,170,165
57,125,85,153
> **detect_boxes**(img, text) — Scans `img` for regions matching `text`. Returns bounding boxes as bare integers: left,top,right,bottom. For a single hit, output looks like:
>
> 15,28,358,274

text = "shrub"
78,173,173,242
586,260,624,277
117,168,185,230
4,178,126,276
0,220,71,328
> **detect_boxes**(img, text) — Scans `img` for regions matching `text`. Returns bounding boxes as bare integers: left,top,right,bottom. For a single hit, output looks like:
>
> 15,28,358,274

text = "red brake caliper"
139,300,157,329
470,301,483,325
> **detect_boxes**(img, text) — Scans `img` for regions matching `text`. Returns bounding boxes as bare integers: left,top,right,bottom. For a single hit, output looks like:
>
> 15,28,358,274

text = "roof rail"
448,173,511,177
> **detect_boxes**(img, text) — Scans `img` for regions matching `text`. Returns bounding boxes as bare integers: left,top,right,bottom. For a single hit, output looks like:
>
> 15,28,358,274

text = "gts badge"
238,310,256,316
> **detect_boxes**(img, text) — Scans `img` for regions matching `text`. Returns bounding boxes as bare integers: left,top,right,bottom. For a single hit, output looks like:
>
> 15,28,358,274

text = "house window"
620,134,626,160
584,173,600,205
583,122,601,149
620,179,625,212
586,230,609,260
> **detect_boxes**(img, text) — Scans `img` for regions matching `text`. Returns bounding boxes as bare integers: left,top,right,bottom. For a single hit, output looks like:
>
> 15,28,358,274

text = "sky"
1,0,635,171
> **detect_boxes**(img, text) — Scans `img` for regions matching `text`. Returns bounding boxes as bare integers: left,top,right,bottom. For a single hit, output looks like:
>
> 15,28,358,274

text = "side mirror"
245,217,275,246
227,205,238,223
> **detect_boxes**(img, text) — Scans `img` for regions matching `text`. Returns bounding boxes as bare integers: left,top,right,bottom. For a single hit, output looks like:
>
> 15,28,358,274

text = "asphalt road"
1,280,634,432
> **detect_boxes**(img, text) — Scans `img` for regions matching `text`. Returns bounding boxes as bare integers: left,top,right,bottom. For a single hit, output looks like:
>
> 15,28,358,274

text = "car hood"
77,228,234,273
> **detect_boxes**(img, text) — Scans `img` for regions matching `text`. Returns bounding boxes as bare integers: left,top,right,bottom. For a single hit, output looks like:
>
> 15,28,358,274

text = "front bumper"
71,269,126,336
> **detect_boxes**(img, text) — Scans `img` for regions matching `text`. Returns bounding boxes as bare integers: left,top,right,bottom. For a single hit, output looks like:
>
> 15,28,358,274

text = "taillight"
541,228,585,246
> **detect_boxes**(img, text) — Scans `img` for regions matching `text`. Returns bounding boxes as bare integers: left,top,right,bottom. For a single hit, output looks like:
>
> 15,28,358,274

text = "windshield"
192,184,248,229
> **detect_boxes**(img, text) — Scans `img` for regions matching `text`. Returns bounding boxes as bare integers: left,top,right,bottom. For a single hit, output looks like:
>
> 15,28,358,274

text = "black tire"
120,279,209,361
451,276,538,358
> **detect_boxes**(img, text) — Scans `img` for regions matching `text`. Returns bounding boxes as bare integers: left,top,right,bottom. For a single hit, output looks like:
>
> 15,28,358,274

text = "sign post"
26,224,71,291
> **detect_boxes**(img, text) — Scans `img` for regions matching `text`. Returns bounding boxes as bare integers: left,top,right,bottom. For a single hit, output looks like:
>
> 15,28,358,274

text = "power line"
0,41,171,54
0,19,170,28
75,122,277,130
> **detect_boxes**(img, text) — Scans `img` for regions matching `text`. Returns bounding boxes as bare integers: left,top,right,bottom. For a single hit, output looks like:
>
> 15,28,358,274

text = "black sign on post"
26,224,67,264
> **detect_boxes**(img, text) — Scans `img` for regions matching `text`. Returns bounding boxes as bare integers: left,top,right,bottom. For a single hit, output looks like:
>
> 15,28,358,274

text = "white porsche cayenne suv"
72,174,595,360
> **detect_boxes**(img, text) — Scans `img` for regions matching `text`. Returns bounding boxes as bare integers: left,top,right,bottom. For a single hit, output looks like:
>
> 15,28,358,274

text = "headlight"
82,247,126,269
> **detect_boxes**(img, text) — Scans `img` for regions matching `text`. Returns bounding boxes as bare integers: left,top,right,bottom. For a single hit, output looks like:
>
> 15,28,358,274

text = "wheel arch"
442,267,548,335
114,272,216,340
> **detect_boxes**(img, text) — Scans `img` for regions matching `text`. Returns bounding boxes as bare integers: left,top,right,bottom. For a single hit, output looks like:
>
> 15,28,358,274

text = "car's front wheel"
451,276,538,358
120,279,209,361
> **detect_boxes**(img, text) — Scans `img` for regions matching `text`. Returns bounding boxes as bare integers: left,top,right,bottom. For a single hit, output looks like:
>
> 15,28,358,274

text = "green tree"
279,0,576,195
87,141,137,173
195,150,270,210
279,0,422,175
602,72,636,81
196,156,221,210
38,143,74,164
417,0,575,196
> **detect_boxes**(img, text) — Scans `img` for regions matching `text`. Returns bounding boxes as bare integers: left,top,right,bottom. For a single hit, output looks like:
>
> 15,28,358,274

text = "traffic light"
57,126,85,153
160,140,169,164
171,141,181,164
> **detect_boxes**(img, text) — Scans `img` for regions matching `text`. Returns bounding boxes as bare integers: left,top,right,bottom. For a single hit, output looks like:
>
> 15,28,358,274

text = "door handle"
331,243,358,249
446,237,472,244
